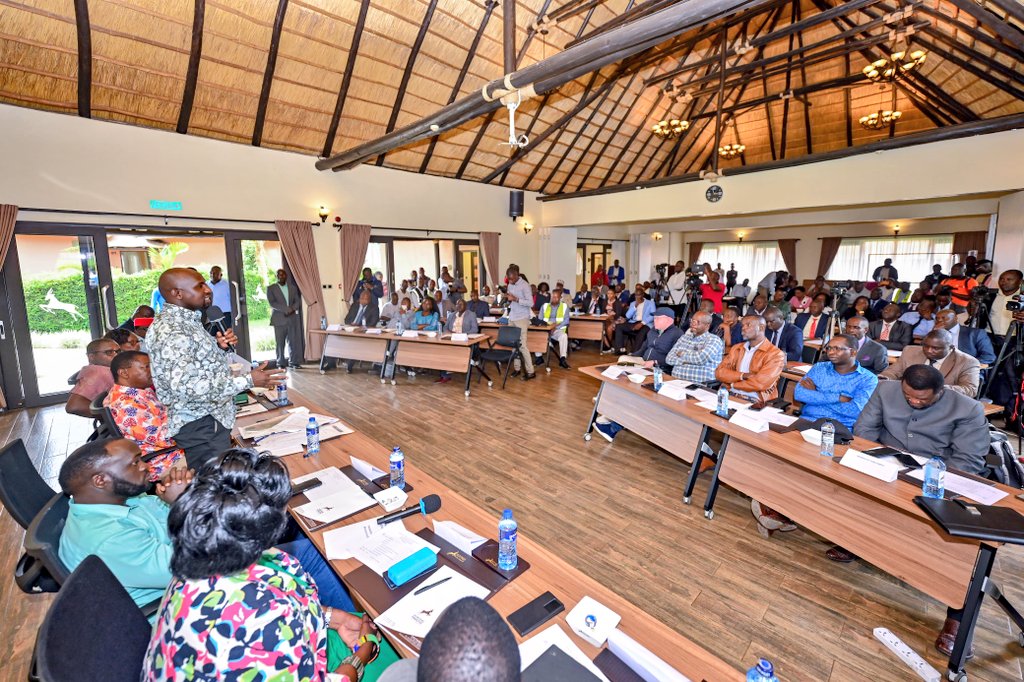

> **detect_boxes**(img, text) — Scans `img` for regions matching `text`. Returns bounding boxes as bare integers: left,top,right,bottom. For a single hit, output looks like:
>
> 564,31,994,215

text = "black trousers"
613,322,648,352
274,316,304,367
174,415,232,471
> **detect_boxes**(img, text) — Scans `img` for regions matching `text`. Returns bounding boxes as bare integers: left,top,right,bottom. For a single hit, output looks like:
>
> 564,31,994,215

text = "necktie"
880,323,890,341
356,306,365,324
771,330,778,346
809,317,818,337
929,359,936,367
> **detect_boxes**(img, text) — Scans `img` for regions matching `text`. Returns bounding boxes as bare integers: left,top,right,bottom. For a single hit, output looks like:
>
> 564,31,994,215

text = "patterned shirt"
793,360,878,429
665,330,725,384
147,303,252,437
104,384,184,481
143,548,328,682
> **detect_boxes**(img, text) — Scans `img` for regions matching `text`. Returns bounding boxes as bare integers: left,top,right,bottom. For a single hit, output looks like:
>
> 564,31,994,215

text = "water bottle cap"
308,416,316,423
502,509,513,520
756,659,774,675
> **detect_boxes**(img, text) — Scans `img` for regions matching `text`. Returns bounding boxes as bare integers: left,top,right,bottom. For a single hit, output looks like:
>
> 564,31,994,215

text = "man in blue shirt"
206,266,233,329
899,297,938,338
607,259,625,287
793,333,878,429
612,289,655,353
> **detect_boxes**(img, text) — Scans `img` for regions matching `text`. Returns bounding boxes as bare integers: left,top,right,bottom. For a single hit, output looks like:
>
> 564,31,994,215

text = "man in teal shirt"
58,438,191,608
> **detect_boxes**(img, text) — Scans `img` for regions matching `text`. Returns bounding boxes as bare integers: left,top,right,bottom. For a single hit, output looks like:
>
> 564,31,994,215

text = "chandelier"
718,143,745,159
651,118,689,139
862,48,927,83
859,109,902,130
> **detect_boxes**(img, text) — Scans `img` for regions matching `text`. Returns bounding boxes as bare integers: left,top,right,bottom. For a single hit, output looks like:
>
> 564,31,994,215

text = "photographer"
666,260,694,322
976,270,1024,424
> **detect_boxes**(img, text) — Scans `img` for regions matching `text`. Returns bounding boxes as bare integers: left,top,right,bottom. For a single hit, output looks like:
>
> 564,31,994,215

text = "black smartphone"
290,478,323,497
507,591,565,637
864,446,921,469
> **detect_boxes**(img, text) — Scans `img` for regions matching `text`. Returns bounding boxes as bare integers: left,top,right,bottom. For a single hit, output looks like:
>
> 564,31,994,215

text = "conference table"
478,320,557,372
234,387,738,680
568,312,614,351
579,363,1024,614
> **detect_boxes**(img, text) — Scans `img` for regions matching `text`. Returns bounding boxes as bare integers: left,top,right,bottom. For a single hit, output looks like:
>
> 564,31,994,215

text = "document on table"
788,364,813,374
656,381,690,401
322,519,384,560
601,365,627,379
686,387,718,402
763,411,799,426
432,519,486,554
621,367,653,376
350,456,387,481
292,478,376,525
375,564,489,638
607,628,691,682
904,468,1008,505
518,624,609,681
351,524,441,577
695,398,750,412
239,406,341,439
292,467,359,502
254,423,353,457
236,402,269,417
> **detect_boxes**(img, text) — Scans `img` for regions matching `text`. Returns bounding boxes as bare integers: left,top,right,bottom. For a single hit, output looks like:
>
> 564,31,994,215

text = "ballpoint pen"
413,576,451,596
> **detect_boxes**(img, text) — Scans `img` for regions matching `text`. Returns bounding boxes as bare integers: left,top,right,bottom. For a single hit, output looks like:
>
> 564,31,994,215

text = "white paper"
342,326,357,332
764,412,799,426
607,628,690,682
375,565,489,638
432,519,486,554
686,388,717,402
254,422,352,456
322,519,383,560
350,456,386,481
293,485,376,524
482,316,497,322
789,364,814,373
373,486,408,512
621,367,653,376
291,467,359,502
890,349,903,357
656,381,690,401
566,596,621,647
236,402,269,417
450,333,469,341
905,468,1009,505
601,366,627,379
518,624,609,681
326,324,342,331
424,331,437,337
365,328,383,335
801,429,823,446
729,409,769,433
840,448,900,482
695,398,750,412
401,330,419,338
351,525,440,577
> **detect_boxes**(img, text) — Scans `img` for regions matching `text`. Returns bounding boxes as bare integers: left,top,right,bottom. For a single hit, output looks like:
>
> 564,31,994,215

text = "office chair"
19,493,72,595
87,391,111,441
33,555,151,682
0,439,55,530
478,325,524,389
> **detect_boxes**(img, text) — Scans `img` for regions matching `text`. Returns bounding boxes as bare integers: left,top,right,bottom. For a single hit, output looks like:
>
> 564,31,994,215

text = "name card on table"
450,333,469,341
401,330,419,338
729,409,769,433
840,448,900,482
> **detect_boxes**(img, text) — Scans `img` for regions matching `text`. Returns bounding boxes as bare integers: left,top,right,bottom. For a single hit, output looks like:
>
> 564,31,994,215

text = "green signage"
149,200,182,211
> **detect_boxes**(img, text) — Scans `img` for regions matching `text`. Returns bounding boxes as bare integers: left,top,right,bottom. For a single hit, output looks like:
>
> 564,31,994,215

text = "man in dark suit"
634,307,685,371
845,316,888,374
266,268,304,369
868,304,913,350
935,309,996,365
342,289,381,372
794,299,829,340
763,307,803,362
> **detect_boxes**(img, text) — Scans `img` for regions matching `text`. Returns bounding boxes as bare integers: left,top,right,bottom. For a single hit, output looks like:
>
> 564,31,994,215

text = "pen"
253,431,286,443
413,576,452,596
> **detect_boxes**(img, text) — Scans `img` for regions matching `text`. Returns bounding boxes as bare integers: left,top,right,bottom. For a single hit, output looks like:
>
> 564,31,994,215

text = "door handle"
100,285,116,331
0,319,5,340
230,280,242,324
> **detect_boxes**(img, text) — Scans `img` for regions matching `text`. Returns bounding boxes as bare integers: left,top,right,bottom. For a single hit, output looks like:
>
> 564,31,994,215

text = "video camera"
1007,294,1024,312
831,280,851,297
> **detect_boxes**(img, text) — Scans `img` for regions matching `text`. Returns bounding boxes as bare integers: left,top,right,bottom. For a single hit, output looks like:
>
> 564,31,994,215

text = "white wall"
995,191,1024,275
0,104,546,319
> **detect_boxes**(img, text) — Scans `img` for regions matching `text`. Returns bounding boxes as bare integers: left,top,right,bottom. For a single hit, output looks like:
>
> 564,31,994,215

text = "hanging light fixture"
859,83,903,131
862,48,927,83
718,143,745,159
651,118,690,139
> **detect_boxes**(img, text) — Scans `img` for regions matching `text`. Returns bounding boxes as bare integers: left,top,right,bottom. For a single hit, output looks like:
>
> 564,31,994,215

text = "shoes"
594,422,617,442
523,372,537,381
825,546,858,563
345,365,353,374
559,357,571,369
935,617,975,659
435,376,452,384
511,369,521,378
535,355,544,365
289,364,303,369
407,370,416,377
751,500,797,533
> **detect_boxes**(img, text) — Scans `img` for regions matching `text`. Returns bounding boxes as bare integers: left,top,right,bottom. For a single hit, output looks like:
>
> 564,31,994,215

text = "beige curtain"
339,223,372,303
276,220,326,362
952,231,987,263
817,237,843,279
777,239,798,278
479,232,500,288
0,204,16,409
688,242,703,267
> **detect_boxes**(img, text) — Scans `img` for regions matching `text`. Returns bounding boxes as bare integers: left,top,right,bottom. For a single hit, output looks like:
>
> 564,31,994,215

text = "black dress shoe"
559,357,571,369
523,372,537,381
511,369,521,377
289,364,303,369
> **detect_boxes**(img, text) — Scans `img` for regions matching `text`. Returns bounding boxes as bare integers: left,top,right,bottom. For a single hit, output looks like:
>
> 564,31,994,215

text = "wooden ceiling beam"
919,27,1024,89
916,5,1024,63
763,64,778,159
571,71,641,191
73,0,91,118
792,0,813,155
779,3,795,159
943,0,1024,52
375,0,440,165
987,0,1024,26
419,0,497,174
321,0,371,158
601,90,663,186
176,0,205,134
503,0,517,73
914,35,1024,101
252,0,288,146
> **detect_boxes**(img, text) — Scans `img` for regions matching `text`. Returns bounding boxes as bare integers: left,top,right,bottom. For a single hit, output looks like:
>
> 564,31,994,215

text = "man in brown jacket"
715,315,786,404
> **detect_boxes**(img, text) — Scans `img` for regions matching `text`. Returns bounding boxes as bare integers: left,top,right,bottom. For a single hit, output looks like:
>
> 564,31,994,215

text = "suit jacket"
872,264,899,282
345,300,380,327
854,337,889,375
878,346,980,397
766,323,804,362
445,310,479,334
466,299,490,319
868,319,913,350
956,326,996,366
854,381,988,475
715,340,786,403
793,313,828,339
267,282,301,327
625,300,655,327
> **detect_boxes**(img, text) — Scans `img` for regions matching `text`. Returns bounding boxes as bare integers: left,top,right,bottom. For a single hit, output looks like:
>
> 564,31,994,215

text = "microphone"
205,305,235,353
377,494,441,525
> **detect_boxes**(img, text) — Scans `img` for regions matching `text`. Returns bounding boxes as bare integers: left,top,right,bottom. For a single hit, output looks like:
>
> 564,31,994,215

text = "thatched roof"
1,0,1022,198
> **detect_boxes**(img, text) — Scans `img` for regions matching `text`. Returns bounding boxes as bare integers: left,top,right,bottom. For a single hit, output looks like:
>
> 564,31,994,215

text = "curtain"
479,231,500,287
825,235,955,283
777,239,798,278
276,220,326,362
952,231,987,263
0,204,16,409
688,241,703,267
698,242,785,286
817,237,843,279
339,223,372,304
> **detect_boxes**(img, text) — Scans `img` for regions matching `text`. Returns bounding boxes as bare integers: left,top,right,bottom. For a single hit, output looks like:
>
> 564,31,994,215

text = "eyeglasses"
824,345,850,353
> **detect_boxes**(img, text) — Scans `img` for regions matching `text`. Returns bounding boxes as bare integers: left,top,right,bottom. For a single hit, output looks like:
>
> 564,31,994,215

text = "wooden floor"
3,347,1024,681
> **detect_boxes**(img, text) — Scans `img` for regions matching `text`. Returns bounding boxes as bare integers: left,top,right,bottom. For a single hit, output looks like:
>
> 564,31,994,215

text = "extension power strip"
873,627,942,682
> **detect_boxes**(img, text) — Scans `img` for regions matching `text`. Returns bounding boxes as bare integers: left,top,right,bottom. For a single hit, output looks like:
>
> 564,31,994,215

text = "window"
697,242,786,284
825,235,954,283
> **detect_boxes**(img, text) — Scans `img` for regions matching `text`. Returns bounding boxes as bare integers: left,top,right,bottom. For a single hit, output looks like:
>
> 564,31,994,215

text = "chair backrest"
24,493,72,587
0,439,56,529
34,555,151,682
101,406,123,439
495,324,522,348
89,390,108,418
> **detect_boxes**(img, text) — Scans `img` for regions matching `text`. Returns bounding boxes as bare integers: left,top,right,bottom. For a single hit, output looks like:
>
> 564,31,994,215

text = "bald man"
148,268,286,470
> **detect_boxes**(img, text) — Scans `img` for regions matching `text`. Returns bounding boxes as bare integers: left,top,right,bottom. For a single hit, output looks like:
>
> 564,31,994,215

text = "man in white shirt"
757,270,787,297
842,281,866,308
990,269,1023,336
380,293,401,324
399,280,421,309
206,266,233,329
730,279,752,302
666,260,690,321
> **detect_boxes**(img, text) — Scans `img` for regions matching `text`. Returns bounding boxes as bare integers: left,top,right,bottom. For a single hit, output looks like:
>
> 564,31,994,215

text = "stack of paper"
375,565,489,638
607,628,690,682
656,381,690,401
292,469,376,526
240,407,339,439
350,525,440,576
695,398,751,412
350,456,386,481
432,519,486,554
323,519,385,560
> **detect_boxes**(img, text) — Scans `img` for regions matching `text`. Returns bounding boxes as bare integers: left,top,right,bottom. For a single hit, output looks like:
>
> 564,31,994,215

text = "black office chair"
19,493,72,594
33,555,151,682
478,325,523,389
0,439,55,530
87,390,112,441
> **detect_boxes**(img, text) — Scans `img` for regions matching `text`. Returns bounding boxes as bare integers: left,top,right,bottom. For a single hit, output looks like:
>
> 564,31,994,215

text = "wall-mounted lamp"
521,221,533,235
316,206,330,224
893,223,901,238
738,231,745,243
652,232,664,241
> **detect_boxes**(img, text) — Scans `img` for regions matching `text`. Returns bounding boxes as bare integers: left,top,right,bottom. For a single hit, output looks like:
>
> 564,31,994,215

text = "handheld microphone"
205,305,235,353
377,494,441,525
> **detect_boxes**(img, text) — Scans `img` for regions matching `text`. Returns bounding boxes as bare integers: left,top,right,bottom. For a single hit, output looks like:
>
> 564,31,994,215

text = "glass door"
0,226,114,407
224,234,284,363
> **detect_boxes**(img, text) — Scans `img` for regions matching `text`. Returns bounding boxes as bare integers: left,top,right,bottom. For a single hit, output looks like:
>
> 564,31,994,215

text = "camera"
1007,294,1024,312
689,262,704,275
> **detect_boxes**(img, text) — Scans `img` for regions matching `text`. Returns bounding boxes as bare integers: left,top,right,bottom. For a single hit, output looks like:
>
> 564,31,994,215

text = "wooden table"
235,388,738,680
478,321,557,373
313,327,390,373
567,313,613,352
579,364,1024,611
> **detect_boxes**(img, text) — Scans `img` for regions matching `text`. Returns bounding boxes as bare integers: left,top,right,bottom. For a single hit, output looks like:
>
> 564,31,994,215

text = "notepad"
375,565,487,638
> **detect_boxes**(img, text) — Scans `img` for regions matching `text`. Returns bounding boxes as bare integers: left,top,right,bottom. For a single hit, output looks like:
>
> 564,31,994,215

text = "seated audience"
763,307,803,362
770,289,791,318
580,284,607,316
868,304,913,350
612,290,654,353
924,264,946,290
868,287,888,316
842,295,876,322
717,307,743,348
346,289,380,328
789,287,812,315
898,298,938,337
665,310,725,384
414,297,441,332
748,293,769,317
143,449,379,680
533,281,551,311
118,305,155,331
688,298,723,334
793,333,878,428
446,298,479,336
794,299,829,340
572,283,589,308
466,289,490,319
105,327,142,352
841,281,868,309
66,338,119,418
891,281,913,306
380,292,401,324
105,351,184,480
539,289,571,369
634,307,684,371
715,315,786,403
935,309,995,366
844,317,888,374
434,289,454,318
386,297,416,330
935,286,955,312
730,278,752,303
879,328,980,397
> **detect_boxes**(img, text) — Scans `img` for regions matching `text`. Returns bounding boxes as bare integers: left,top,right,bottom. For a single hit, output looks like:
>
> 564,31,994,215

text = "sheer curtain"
698,242,786,284
825,235,954,283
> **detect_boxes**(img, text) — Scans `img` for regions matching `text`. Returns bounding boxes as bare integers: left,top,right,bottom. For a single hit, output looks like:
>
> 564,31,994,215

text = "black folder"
522,645,602,682
914,496,1024,545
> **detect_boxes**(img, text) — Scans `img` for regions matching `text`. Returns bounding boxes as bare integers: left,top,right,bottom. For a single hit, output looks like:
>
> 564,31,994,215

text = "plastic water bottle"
276,382,288,406
498,509,518,571
653,365,663,391
820,420,835,457
923,456,947,499
396,318,404,334
320,316,328,330
389,447,406,490
716,385,730,416
746,658,780,681
305,417,320,457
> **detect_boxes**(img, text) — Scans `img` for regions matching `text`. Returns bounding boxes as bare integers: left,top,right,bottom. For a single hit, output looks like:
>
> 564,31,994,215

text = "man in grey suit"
879,329,980,397
445,299,479,335
267,268,304,369
844,316,888,374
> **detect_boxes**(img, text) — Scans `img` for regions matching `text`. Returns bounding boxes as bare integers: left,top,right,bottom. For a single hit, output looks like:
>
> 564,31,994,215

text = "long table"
580,364,1024,612
568,313,613,352
236,388,738,680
